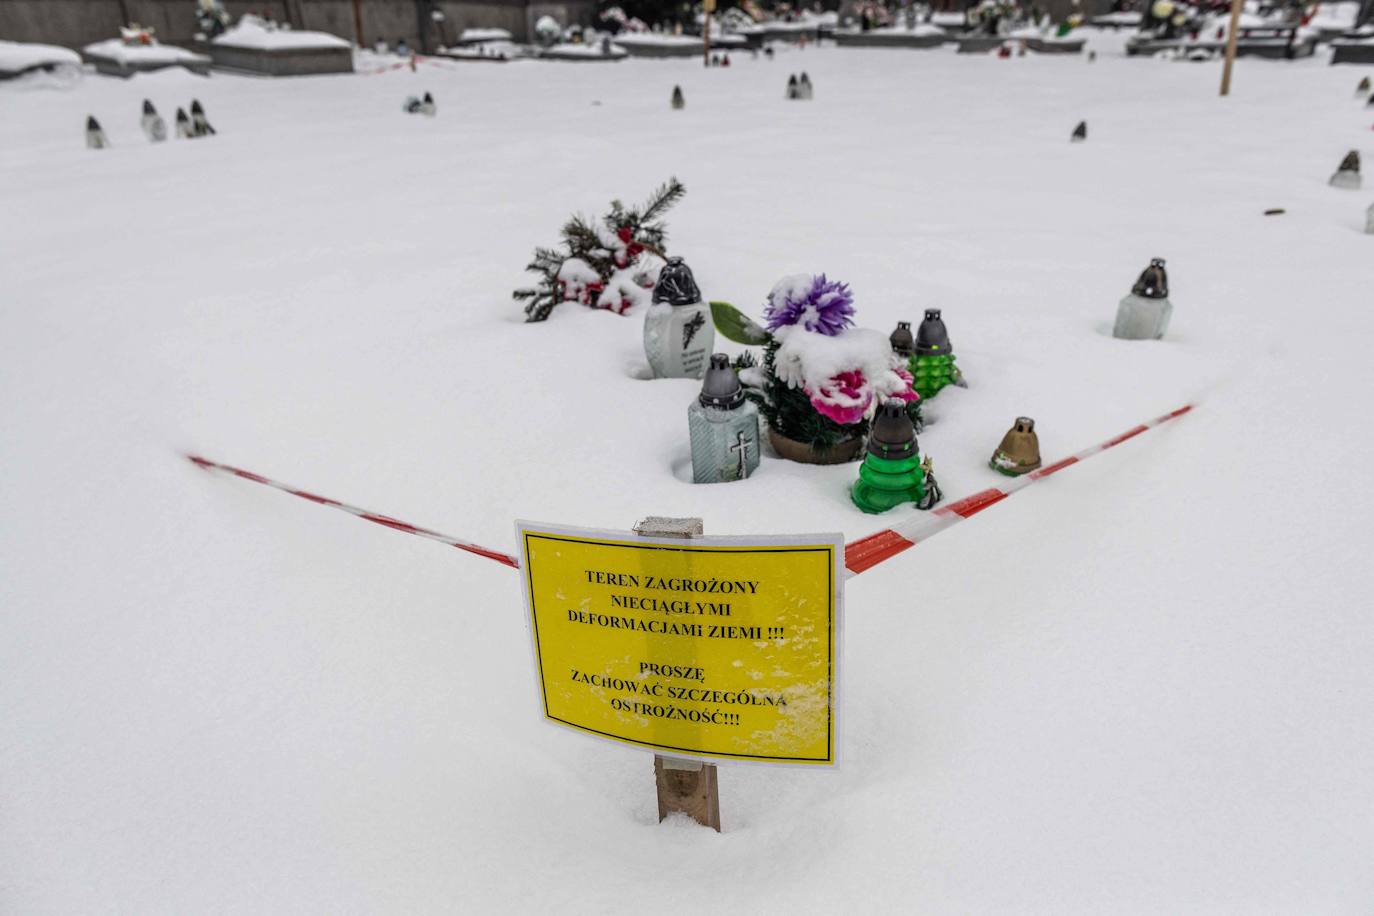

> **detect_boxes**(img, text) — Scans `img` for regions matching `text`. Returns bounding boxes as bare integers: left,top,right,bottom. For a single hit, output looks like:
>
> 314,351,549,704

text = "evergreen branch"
523,292,558,322
562,215,602,253
515,178,687,323
637,177,685,225
526,246,565,275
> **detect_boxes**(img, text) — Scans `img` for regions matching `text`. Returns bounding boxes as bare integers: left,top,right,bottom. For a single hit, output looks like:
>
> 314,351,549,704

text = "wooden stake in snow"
351,0,364,47
635,516,722,832
703,0,715,67
1219,0,1244,97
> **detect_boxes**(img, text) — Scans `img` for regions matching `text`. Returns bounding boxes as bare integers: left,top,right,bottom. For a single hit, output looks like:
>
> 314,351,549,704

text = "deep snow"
3,34,1374,914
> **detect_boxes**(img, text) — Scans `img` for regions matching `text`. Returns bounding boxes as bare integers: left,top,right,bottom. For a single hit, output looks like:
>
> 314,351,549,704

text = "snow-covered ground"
3,36,1374,913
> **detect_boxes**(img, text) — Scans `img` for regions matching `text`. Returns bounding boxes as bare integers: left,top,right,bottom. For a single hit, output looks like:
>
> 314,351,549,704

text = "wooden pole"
415,0,431,54
1218,0,1244,97
634,516,722,832
352,0,365,47
703,0,715,67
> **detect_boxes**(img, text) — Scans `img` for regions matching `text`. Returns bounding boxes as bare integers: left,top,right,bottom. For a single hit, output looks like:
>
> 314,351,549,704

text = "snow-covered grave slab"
692,31,750,51
832,25,949,48
1331,27,1374,64
1127,17,1317,59
930,11,970,27
1088,10,1142,29
711,32,752,49
1024,36,1087,53
610,32,745,58
538,41,628,62
1008,28,1088,54
1309,1,1361,40
454,27,514,46
0,40,81,80
737,19,825,43
434,42,520,62
209,16,353,76
956,34,1007,53
82,38,211,78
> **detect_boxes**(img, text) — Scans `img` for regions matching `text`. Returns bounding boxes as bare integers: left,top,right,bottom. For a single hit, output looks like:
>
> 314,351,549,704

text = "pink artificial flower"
806,369,873,425
891,366,921,404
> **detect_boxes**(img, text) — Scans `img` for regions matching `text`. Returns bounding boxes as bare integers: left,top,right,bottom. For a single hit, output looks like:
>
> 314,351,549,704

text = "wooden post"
415,0,432,54
703,0,715,67
634,516,722,832
352,0,365,47
1218,0,1244,97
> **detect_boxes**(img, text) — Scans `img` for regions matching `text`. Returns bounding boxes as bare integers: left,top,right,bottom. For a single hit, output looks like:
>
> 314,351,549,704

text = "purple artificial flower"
763,274,856,336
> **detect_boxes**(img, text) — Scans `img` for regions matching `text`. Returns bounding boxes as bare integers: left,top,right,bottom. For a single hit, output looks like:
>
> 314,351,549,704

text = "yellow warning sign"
517,523,843,766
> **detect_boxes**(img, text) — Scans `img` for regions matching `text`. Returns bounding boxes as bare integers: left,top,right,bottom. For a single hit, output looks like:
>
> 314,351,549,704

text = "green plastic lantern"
910,308,961,400
851,399,940,513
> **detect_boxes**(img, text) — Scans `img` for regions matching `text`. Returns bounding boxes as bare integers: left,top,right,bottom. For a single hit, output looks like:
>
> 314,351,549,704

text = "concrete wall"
0,0,595,49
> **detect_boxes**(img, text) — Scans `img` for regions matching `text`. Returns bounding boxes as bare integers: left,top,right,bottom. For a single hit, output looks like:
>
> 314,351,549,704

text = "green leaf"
710,301,770,346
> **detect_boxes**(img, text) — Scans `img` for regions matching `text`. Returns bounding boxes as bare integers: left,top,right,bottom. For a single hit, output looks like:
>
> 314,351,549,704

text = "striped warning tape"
842,403,1194,577
187,403,1191,578
358,61,410,76
187,455,520,569
358,54,467,75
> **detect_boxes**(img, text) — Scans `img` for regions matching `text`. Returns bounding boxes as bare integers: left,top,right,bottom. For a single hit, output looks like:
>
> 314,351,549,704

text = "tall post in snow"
414,0,431,54
704,0,715,67
1219,0,1244,96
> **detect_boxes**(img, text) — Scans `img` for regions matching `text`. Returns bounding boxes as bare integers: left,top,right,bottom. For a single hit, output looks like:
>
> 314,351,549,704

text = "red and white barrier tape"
187,402,1192,578
187,455,520,569
842,403,1194,577
358,61,410,76
358,55,464,76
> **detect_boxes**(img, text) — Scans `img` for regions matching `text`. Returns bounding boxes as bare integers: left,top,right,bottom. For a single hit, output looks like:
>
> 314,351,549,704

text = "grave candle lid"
889,321,915,358
653,257,701,306
915,309,950,356
1131,258,1169,299
867,399,918,461
698,354,744,409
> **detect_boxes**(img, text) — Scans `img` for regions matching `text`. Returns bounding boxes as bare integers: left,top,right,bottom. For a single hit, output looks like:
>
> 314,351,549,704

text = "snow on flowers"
765,276,919,426
711,273,922,450
513,178,685,322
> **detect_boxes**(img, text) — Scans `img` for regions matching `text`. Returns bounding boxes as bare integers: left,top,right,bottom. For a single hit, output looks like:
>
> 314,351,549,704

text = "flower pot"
768,428,864,465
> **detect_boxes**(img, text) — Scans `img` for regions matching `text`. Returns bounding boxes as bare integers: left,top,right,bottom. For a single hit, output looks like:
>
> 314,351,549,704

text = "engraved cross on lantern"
729,430,752,481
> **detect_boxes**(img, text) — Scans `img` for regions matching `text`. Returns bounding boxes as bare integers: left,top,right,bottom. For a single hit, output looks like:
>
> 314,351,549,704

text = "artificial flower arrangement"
711,274,923,463
120,24,157,45
514,178,684,322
